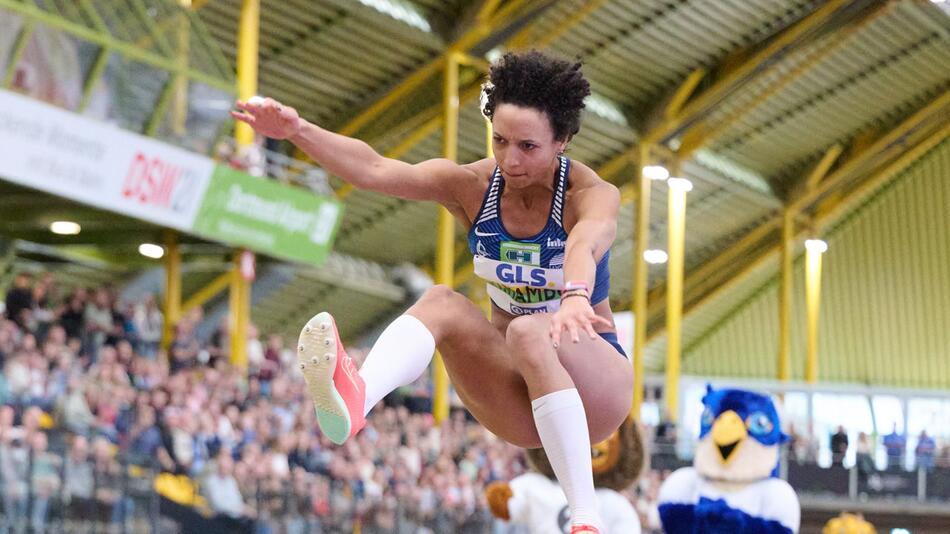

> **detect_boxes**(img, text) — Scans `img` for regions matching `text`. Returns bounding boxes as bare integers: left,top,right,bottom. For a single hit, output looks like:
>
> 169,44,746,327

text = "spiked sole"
297,312,351,444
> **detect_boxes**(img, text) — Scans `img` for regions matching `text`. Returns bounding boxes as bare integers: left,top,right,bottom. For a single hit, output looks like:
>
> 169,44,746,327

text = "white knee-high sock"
531,388,602,529
358,314,436,416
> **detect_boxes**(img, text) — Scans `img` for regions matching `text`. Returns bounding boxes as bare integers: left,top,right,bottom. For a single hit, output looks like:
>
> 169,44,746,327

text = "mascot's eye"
701,409,714,428
746,412,773,435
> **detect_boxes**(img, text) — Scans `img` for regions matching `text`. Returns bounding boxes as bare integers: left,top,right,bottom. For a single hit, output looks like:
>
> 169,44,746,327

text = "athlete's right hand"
231,97,302,140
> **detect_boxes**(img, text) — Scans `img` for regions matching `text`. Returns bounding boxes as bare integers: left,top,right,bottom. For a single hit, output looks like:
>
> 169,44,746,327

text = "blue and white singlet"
467,156,611,316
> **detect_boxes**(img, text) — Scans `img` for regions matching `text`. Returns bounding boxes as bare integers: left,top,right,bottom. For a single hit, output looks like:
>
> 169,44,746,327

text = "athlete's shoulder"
567,159,618,197
462,158,497,183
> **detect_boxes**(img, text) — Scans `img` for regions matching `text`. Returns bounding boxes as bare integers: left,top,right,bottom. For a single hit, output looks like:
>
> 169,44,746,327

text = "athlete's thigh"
405,289,541,448
555,333,634,444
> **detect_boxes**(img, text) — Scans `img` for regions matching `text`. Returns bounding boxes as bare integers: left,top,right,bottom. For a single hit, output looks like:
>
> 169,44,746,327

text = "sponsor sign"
192,165,342,265
0,89,342,266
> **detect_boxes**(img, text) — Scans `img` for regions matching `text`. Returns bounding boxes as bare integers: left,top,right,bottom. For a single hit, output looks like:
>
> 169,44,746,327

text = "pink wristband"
564,280,589,292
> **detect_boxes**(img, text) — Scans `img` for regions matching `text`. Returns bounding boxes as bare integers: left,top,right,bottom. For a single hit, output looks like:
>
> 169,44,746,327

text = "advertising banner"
0,89,342,266
0,89,212,231
192,165,342,265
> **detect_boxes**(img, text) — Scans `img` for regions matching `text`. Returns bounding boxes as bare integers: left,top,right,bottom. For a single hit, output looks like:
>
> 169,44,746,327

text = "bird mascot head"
694,386,789,482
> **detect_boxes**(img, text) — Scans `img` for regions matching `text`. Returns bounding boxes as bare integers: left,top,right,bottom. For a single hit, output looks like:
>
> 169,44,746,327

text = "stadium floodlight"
49,221,81,235
643,249,669,264
667,177,693,192
804,239,828,254
643,165,669,181
138,243,165,259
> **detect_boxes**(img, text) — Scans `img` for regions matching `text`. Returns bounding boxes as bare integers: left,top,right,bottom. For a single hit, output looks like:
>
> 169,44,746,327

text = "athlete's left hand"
549,297,613,348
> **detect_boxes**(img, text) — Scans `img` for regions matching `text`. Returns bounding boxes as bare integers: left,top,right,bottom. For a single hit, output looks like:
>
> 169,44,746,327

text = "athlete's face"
491,103,567,189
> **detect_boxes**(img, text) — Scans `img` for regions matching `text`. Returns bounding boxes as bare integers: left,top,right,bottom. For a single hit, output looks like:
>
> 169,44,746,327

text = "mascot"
485,417,644,534
658,386,800,534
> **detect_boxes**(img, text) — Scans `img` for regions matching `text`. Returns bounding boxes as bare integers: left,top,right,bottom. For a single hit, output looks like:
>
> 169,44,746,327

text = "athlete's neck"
500,157,559,207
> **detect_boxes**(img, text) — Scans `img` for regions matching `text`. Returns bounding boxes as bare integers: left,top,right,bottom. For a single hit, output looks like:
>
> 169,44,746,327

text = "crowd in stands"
2,271,949,533
1,272,676,533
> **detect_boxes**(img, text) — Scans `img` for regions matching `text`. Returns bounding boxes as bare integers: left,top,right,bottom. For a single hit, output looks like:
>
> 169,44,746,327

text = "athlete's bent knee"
408,285,469,340
506,314,554,370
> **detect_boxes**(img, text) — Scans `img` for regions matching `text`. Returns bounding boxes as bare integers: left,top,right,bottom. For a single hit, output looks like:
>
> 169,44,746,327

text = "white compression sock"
358,314,436,416
531,388,602,529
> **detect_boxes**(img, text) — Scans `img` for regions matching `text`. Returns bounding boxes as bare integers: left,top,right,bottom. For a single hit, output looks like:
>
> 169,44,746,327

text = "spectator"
83,288,113,360
62,435,95,526
915,430,936,472
855,432,874,478
4,272,34,330
29,431,61,534
58,293,86,342
830,426,849,467
883,425,906,470
0,431,30,532
132,294,162,358
202,451,256,532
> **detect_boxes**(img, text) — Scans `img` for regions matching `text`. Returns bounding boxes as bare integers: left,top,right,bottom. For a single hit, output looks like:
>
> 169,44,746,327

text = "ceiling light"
643,165,669,181
49,221,81,235
643,249,669,264
138,243,165,259
668,177,693,192
805,239,828,254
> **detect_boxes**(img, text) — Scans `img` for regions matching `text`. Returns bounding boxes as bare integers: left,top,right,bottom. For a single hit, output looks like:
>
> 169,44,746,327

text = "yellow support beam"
791,89,950,214
161,232,182,355
181,271,232,317
662,68,706,121
432,52,461,424
229,252,251,369
664,177,690,423
338,0,536,138
235,0,259,146
476,0,504,23
806,144,845,191
649,0,850,146
677,2,892,158
172,10,190,136
508,0,609,50
645,117,950,355
777,210,794,382
637,90,950,335
598,0,851,183
335,83,484,201
631,143,652,420
815,120,950,235
804,240,825,384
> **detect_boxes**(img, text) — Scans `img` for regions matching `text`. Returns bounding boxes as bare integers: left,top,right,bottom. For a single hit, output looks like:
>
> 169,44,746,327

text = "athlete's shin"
532,388,603,530
358,314,436,416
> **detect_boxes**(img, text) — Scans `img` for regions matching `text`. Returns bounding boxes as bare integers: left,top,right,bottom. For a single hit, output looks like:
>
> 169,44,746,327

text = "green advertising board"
193,165,343,265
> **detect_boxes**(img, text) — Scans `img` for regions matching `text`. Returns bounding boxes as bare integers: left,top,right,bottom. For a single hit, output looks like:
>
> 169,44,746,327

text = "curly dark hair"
482,50,591,142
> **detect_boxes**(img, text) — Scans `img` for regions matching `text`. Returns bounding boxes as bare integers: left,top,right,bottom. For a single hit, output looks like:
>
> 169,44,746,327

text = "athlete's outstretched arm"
549,180,619,346
232,98,474,205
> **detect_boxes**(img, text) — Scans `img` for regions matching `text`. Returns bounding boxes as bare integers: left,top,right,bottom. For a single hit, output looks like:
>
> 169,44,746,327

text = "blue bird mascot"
658,386,800,534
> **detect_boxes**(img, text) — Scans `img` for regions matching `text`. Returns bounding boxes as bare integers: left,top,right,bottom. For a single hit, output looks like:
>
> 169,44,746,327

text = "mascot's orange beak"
710,410,747,464
591,430,621,474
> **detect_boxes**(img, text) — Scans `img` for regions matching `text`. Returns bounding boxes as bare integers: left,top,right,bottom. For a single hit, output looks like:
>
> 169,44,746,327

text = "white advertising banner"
0,89,213,231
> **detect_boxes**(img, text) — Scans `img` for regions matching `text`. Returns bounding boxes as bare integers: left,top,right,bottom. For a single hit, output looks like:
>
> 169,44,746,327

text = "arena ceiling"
2,0,949,378
196,0,950,371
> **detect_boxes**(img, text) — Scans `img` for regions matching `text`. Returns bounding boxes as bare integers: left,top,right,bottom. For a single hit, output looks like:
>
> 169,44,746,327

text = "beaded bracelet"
560,290,590,303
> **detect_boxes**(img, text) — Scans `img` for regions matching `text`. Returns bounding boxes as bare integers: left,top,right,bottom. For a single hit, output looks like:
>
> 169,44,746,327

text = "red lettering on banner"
122,151,182,208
